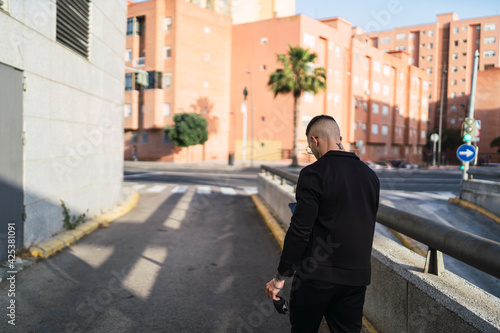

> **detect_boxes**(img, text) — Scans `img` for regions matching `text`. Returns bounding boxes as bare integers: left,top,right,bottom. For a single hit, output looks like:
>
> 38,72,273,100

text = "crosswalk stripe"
197,186,211,194
172,186,188,193
147,185,167,193
220,187,237,196
242,187,258,195
132,184,146,190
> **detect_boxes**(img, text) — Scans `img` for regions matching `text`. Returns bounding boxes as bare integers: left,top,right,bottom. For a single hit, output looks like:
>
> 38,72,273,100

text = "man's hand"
265,278,285,301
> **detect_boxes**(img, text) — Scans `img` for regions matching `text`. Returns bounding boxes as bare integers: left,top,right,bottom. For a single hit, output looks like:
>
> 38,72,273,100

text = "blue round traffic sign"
456,144,477,162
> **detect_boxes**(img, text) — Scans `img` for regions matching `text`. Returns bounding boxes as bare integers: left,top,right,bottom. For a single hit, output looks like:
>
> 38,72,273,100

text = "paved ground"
0,184,292,332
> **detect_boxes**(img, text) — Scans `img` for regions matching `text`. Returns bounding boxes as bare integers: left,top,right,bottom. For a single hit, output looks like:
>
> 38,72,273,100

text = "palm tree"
268,45,327,166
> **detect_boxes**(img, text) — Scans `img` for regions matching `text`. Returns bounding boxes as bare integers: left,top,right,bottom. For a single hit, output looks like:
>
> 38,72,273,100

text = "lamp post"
241,87,248,163
437,68,447,168
246,70,255,167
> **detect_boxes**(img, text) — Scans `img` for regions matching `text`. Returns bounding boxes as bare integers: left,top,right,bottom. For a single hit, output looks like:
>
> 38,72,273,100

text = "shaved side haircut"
305,115,341,141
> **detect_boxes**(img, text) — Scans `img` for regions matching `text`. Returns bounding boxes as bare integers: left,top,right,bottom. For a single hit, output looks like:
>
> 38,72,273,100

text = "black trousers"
289,276,366,333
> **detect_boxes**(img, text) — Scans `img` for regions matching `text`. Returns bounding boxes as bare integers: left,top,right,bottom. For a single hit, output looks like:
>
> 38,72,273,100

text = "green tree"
165,113,208,148
490,136,500,152
268,45,327,166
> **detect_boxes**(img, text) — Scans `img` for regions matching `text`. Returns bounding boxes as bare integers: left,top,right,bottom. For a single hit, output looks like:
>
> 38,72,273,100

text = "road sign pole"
432,140,437,167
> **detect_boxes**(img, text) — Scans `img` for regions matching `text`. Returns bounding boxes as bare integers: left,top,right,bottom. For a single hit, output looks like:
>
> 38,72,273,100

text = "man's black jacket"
277,150,380,286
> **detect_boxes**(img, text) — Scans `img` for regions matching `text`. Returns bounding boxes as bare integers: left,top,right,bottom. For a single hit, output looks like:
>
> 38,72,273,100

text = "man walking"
265,115,380,333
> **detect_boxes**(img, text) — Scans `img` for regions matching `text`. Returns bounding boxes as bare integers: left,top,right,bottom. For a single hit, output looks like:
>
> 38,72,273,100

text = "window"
304,33,316,48
410,33,415,39
427,55,433,61
462,52,466,56
372,81,380,93
383,65,390,76
396,33,406,40
451,92,456,99
462,26,468,31
125,49,132,62
371,124,379,135
381,36,391,43
461,65,466,70
451,105,456,111
204,26,211,34
125,73,133,91
146,71,162,89
163,73,172,88
485,37,496,44
131,131,138,143
204,53,210,61
335,46,341,58
485,64,495,70
124,104,132,118
427,68,432,74
485,23,496,31
328,41,334,50
164,17,172,31
260,37,268,44
453,27,459,34
334,94,340,106
451,79,457,85
372,103,379,114
428,30,434,37
127,18,134,36
484,50,495,57
421,43,425,47
163,132,170,144
165,46,172,59
452,53,458,60
335,70,340,81
450,118,456,125
203,81,209,88
373,61,381,72
383,85,390,96
395,46,406,51
363,102,368,112
353,76,359,85
303,91,314,102
428,43,433,49
260,65,266,71
141,132,148,144
382,105,389,115
463,39,467,43
452,66,457,72
382,125,388,135
476,25,481,31
454,40,458,46
56,0,91,58
163,103,171,117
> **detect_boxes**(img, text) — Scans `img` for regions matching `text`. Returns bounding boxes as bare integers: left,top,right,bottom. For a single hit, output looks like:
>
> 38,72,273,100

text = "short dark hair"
305,115,337,136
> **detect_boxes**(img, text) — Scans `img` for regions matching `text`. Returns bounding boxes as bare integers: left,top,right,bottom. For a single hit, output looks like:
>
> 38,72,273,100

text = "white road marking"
220,187,237,196
242,187,258,195
147,185,167,193
132,184,146,190
197,186,212,194
172,186,188,193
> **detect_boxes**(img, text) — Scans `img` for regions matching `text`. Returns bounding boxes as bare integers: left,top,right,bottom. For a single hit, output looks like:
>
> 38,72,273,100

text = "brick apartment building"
231,15,429,163
367,13,500,158
124,0,294,161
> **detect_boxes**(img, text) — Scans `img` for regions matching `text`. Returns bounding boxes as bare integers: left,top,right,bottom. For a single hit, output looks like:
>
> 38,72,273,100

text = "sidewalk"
124,159,293,171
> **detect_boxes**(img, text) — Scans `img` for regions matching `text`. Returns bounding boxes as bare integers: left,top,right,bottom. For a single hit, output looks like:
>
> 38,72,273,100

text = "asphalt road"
0,176,291,332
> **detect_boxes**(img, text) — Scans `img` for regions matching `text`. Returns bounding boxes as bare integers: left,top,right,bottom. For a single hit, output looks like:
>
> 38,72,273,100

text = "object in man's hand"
288,202,297,213
273,296,289,315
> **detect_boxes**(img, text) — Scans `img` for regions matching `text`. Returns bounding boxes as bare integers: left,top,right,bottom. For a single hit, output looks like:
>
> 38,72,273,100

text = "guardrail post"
424,247,445,276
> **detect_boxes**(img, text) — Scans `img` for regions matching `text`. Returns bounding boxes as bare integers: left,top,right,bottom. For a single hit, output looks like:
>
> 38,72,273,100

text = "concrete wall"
0,0,126,246
257,173,294,227
461,179,500,216
257,172,500,332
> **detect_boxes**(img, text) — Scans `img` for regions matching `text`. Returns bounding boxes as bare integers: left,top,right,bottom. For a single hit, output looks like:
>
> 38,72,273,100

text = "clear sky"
296,0,500,32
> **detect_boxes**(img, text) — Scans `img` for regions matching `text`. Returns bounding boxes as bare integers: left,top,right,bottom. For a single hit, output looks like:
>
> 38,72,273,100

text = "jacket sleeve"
277,166,323,277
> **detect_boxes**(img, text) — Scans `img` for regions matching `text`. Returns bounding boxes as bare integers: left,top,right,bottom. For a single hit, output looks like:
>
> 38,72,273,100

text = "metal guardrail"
468,167,500,179
260,165,500,279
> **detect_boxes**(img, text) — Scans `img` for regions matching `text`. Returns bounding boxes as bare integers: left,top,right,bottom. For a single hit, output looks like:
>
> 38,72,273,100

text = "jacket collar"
320,150,360,160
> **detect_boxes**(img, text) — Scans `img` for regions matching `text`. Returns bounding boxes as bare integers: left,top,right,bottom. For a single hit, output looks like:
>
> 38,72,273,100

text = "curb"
448,197,500,225
250,193,379,333
30,188,140,259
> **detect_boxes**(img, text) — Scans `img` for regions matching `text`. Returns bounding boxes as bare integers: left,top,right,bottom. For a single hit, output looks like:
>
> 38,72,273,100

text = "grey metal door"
0,62,24,262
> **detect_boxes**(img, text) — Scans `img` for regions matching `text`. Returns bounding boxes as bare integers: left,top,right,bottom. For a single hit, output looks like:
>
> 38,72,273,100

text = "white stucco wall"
0,0,127,246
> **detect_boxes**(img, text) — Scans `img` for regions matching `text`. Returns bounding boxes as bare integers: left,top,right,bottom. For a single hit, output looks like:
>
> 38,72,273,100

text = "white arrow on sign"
459,149,474,158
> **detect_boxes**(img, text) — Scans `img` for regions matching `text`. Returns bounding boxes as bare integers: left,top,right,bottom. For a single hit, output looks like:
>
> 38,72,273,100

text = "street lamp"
246,70,255,167
437,68,447,167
